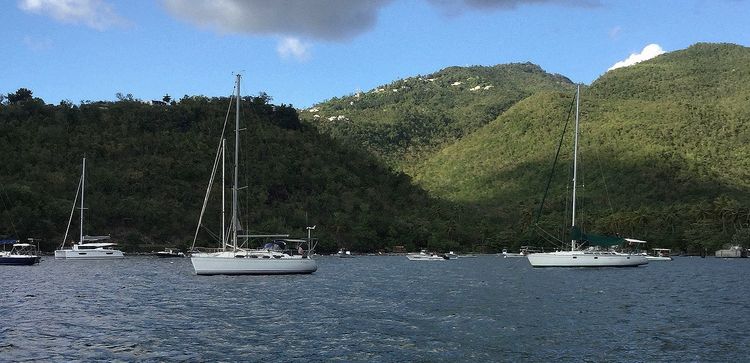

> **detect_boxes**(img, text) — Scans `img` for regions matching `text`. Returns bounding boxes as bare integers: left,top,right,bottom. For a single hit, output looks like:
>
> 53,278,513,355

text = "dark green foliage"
7,88,34,104
413,43,750,253
0,92,467,253
2,43,748,255
302,43,749,254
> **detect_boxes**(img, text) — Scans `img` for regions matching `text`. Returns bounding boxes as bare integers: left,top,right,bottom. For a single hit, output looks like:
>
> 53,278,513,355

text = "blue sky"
2,0,748,108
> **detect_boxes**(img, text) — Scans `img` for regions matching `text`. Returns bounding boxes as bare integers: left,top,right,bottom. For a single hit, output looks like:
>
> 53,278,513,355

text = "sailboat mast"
222,138,226,251
571,85,580,251
80,157,86,245
232,74,241,252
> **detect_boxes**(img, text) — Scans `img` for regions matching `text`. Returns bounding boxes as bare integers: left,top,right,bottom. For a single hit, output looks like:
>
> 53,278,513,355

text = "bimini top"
262,239,308,250
263,240,287,250
0,239,19,245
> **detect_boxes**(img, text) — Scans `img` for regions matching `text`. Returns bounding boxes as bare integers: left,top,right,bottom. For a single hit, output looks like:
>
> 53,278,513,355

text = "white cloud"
608,44,666,71
18,0,127,30
162,0,393,41
609,26,622,39
277,37,311,62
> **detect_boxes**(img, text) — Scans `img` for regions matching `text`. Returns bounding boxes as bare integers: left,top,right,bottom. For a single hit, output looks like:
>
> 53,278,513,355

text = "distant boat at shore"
406,250,449,261
715,246,747,258
155,248,184,258
337,249,354,258
646,248,673,261
501,249,525,258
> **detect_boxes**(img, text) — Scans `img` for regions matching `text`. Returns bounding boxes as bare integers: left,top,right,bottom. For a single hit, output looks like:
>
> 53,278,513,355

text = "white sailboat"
527,86,647,268
190,74,317,275
55,157,124,260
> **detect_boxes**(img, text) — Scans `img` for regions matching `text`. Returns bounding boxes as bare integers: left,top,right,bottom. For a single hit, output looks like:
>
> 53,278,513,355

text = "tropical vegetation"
1,43,748,255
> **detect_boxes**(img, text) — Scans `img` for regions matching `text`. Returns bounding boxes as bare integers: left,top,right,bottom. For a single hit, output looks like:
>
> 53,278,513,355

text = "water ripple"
1,256,749,361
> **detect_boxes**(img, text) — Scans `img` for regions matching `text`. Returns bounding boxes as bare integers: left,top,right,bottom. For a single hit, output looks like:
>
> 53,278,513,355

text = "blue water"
1,255,748,362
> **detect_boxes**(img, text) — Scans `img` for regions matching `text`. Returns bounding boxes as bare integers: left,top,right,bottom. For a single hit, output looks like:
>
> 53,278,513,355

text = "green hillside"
2,43,748,255
300,63,574,171
414,43,750,252
0,92,477,253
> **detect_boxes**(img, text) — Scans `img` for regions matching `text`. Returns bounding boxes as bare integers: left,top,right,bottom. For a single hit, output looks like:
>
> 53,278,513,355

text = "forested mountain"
414,43,750,253
2,43,748,255
0,93,476,253
299,63,574,172
304,42,749,253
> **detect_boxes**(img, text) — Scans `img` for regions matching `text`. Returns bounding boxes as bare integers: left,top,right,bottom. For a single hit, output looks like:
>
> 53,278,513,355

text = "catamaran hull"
54,250,125,259
191,256,318,275
527,252,648,267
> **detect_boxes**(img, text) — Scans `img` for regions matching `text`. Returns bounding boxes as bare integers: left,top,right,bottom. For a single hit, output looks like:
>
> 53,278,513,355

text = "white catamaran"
527,86,647,268
190,74,317,275
55,157,125,260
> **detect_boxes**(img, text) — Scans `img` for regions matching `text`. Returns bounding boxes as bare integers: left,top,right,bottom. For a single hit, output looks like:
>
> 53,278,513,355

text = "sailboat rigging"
189,74,317,275
527,85,647,267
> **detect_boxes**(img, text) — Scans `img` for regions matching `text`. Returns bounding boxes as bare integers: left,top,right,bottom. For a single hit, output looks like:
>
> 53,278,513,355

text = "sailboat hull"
527,251,647,267
191,254,318,275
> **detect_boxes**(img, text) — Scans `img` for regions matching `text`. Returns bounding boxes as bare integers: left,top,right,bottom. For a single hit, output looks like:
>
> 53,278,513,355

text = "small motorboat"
406,250,449,261
156,248,185,258
501,248,525,258
646,248,673,261
0,240,41,266
337,249,355,258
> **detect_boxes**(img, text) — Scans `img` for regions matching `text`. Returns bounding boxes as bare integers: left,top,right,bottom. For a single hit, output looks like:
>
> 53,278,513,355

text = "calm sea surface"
1,255,749,362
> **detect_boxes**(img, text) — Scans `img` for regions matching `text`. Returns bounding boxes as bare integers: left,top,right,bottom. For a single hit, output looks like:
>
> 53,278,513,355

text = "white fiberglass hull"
646,256,672,261
191,252,317,275
54,249,124,259
406,254,447,261
527,251,647,267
